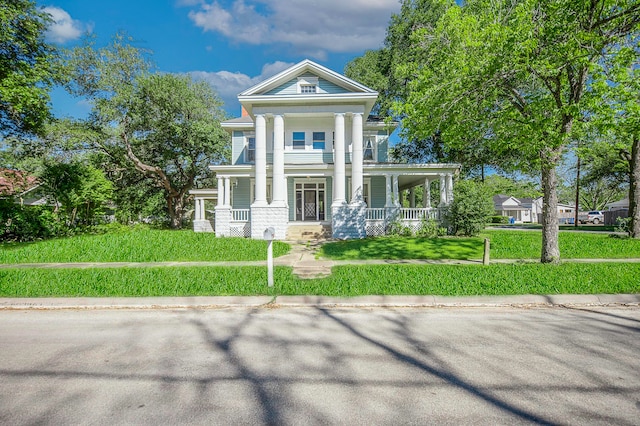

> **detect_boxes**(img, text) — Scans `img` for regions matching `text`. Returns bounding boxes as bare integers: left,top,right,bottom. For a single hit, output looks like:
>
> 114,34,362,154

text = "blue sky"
39,0,402,118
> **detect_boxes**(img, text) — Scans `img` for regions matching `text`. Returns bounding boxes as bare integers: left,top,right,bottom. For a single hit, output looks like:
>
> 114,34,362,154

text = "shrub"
0,199,67,242
447,180,494,236
491,215,509,224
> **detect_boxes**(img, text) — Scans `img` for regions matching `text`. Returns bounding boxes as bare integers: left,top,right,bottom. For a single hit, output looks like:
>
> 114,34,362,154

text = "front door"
304,190,316,220
295,180,326,221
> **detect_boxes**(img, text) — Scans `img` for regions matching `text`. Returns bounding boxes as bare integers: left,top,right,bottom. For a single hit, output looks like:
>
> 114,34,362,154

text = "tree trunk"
168,195,184,229
629,134,640,238
574,155,580,228
540,147,561,263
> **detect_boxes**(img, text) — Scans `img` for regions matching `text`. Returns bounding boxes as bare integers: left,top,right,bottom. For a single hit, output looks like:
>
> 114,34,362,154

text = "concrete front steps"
286,223,331,241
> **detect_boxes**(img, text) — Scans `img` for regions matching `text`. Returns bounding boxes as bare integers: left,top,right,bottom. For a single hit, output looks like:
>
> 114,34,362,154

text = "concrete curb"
1,294,638,310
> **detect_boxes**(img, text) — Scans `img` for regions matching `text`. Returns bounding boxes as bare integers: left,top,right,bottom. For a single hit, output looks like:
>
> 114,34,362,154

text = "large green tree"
394,0,639,262
589,40,640,236
0,0,61,137
66,33,229,228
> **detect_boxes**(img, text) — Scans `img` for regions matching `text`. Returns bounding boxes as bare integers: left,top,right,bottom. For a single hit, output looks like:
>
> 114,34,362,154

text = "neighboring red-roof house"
0,169,50,206
0,169,38,196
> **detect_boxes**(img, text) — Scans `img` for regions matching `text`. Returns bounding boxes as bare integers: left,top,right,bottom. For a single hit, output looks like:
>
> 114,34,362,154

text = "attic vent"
297,76,319,94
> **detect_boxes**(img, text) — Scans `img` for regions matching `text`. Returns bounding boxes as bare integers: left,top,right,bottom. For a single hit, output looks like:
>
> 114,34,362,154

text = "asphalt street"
1,305,639,425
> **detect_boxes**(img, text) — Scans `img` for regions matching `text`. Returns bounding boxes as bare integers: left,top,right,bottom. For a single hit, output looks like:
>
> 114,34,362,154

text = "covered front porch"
192,163,458,239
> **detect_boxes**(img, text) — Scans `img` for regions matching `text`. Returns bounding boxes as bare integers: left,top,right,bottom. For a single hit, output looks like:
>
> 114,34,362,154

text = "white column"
272,114,285,205
385,174,392,207
224,177,231,207
409,188,415,208
351,113,363,202
194,199,201,221
254,114,267,205
393,174,400,207
333,113,346,205
446,173,454,205
439,174,447,207
217,177,224,207
424,178,431,208
200,199,206,220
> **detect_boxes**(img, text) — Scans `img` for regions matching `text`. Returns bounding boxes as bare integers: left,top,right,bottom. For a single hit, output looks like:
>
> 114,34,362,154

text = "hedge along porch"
192,60,460,240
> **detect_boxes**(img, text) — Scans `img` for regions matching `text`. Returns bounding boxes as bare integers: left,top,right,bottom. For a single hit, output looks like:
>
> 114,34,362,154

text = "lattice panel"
366,222,386,237
229,223,250,238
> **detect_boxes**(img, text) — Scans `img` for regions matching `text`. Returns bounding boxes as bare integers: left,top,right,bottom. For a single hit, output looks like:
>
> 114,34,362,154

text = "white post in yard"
264,227,275,287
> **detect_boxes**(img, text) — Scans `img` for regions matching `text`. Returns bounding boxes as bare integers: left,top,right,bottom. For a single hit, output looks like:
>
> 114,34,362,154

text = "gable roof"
237,59,379,117
240,59,376,96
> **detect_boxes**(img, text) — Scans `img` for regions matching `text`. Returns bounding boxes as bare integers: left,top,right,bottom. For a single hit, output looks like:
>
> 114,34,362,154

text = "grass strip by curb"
1,263,638,297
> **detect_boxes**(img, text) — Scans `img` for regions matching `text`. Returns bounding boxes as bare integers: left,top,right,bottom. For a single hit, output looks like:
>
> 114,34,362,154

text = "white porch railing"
231,209,250,222
399,208,439,221
366,208,386,220
366,208,439,221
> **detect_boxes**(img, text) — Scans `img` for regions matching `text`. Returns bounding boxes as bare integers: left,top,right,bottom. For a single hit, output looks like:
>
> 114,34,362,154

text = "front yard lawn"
0,228,290,263
1,263,638,297
320,230,640,260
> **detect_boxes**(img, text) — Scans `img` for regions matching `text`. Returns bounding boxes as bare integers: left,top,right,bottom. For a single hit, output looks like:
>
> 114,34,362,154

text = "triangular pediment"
239,59,376,97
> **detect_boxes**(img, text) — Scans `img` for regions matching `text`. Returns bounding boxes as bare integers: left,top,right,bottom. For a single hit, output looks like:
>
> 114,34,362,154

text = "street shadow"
2,306,640,424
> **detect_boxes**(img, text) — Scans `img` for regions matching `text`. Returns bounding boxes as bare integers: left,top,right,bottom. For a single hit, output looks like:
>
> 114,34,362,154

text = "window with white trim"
300,84,317,93
246,136,255,162
312,132,325,150
363,136,376,161
297,76,319,94
293,131,305,150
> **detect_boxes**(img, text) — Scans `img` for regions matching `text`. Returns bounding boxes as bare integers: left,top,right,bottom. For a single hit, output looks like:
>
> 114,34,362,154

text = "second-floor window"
293,132,305,149
246,137,255,162
364,137,376,161
313,132,325,150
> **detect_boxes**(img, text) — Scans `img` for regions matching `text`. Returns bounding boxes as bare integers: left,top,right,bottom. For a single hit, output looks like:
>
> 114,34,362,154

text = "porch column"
446,173,454,205
393,174,400,207
224,177,231,207
423,178,431,208
351,113,363,203
385,174,392,207
333,113,346,205
217,177,224,207
254,114,267,206
439,174,447,207
199,198,206,220
272,114,285,206
409,188,415,208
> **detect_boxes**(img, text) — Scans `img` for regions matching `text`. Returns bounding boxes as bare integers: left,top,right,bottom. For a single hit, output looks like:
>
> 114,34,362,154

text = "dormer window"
297,76,319,94
300,84,317,93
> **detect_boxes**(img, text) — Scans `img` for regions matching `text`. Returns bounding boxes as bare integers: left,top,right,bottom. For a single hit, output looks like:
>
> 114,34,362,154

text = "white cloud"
189,61,293,112
184,0,399,58
43,6,92,44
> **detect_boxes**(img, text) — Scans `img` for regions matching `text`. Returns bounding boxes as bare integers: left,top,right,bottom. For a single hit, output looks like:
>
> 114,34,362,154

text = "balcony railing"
231,209,250,222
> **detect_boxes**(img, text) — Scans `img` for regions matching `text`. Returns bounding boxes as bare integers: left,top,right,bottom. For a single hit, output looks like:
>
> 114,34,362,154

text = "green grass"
320,230,640,260
0,229,289,263
482,230,640,259
1,263,638,297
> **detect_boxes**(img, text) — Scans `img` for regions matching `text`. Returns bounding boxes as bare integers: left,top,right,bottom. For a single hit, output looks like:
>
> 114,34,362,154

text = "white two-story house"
191,60,460,240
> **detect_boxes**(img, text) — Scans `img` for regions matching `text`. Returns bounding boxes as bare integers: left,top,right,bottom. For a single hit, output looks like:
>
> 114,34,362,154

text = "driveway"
1,306,639,424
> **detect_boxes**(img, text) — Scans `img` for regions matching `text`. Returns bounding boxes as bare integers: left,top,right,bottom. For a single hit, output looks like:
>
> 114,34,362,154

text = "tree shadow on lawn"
320,237,482,261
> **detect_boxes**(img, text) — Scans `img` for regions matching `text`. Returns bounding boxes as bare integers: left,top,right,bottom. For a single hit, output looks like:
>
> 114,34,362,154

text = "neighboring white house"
192,60,460,240
605,198,629,210
531,197,576,224
493,195,532,223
